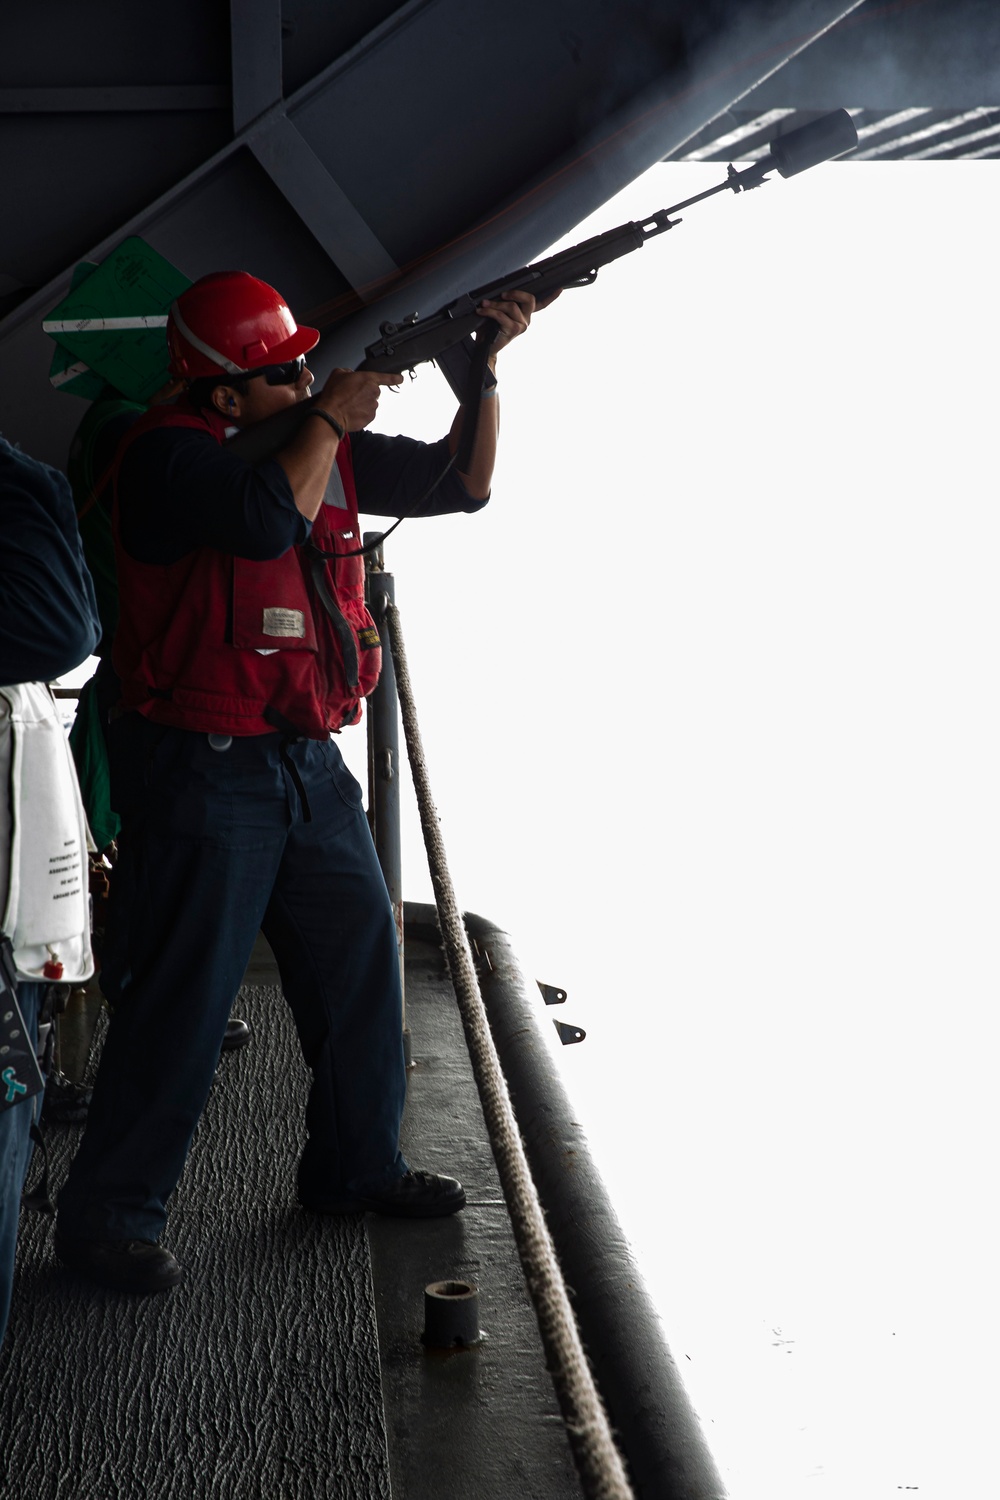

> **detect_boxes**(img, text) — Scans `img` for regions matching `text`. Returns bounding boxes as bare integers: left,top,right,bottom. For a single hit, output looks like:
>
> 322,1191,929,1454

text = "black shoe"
302,1170,467,1219
54,1232,183,1293
41,1070,93,1125
220,1017,251,1053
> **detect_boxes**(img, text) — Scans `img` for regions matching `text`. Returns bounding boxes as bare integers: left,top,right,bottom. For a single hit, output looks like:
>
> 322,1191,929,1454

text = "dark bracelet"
305,408,346,441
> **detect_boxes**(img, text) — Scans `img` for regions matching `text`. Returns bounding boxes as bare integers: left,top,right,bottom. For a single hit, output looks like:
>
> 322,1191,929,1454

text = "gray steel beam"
249,115,399,290
230,0,284,132
0,87,228,113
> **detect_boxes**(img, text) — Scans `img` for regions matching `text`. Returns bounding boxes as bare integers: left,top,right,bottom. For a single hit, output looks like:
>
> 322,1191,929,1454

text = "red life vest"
112,400,382,738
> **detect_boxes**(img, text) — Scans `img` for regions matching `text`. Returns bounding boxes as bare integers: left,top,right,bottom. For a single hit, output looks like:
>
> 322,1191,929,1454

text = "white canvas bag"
0,684,94,983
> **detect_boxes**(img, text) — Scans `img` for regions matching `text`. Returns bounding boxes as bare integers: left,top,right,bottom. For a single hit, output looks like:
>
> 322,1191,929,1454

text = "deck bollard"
422,1280,482,1348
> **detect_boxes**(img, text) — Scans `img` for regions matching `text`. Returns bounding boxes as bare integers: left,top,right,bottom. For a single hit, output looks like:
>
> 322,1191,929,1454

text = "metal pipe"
441,905,728,1500
364,536,408,1059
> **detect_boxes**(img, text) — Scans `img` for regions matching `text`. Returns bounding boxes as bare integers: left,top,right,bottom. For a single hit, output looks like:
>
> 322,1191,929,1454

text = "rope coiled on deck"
383,598,635,1500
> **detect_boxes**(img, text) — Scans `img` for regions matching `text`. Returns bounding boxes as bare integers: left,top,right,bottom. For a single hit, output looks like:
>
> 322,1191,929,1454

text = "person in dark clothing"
55,271,548,1293
64,386,252,1055
0,435,100,1345
65,387,144,849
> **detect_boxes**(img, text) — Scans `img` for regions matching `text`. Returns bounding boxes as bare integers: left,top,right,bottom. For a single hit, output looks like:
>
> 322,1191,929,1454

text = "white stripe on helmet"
170,300,247,375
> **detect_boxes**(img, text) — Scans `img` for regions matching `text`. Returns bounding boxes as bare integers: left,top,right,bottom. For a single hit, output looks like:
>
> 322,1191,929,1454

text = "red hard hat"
167,271,320,380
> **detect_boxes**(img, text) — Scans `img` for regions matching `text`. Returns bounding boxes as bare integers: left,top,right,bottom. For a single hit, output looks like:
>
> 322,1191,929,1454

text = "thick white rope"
383,599,635,1500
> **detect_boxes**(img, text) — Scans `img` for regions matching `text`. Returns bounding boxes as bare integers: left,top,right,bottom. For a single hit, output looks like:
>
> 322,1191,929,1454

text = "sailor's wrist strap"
305,408,347,440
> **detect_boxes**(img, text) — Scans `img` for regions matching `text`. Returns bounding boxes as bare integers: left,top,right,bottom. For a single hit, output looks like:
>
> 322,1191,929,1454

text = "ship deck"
0,918,582,1500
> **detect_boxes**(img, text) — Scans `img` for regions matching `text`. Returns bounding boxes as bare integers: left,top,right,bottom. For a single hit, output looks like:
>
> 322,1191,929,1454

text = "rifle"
359,109,858,444
231,110,856,496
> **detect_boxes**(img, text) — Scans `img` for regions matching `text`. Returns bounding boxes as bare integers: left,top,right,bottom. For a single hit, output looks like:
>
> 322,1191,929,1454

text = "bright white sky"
355,156,1000,1499
57,153,998,1498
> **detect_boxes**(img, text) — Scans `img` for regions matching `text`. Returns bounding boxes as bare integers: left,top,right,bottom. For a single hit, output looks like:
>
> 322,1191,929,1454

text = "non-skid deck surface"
0,982,391,1500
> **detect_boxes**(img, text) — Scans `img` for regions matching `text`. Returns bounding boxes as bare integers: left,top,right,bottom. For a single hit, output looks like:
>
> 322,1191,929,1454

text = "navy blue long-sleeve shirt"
0,438,101,686
117,425,487,566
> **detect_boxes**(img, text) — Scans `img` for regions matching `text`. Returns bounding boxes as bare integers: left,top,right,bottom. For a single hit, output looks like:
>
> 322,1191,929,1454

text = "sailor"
0,436,100,1344
65,383,252,1060
55,271,543,1292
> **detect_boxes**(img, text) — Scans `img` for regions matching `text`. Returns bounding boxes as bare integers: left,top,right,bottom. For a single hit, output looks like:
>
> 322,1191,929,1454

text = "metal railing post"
364,534,409,1065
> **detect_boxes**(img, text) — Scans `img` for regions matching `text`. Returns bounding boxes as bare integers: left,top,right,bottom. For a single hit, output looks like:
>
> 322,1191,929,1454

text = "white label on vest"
324,465,348,511
262,607,305,638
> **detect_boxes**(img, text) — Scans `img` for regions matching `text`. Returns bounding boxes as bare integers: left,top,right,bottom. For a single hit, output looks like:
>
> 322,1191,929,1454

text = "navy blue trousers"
0,982,40,1345
58,720,406,1243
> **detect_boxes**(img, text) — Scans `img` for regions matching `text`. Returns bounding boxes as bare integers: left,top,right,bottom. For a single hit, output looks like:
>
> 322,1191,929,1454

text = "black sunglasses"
242,356,307,387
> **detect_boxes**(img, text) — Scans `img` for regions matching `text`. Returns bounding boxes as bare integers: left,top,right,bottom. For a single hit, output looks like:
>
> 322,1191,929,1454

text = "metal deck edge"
442,903,728,1500
366,917,583,1500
